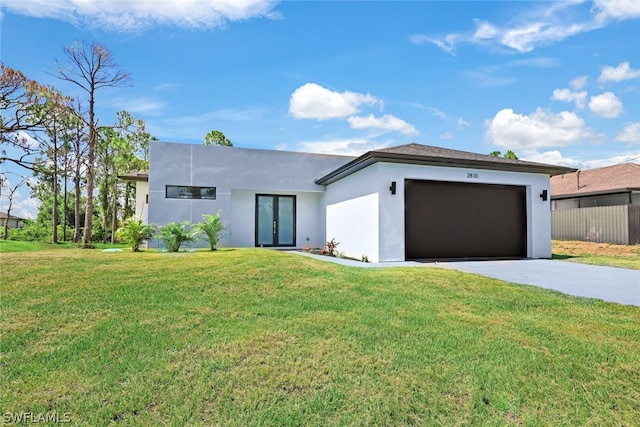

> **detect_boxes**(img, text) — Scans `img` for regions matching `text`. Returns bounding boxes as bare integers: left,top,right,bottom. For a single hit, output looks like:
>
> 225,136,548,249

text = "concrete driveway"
437,259,640,307
291,251,639,306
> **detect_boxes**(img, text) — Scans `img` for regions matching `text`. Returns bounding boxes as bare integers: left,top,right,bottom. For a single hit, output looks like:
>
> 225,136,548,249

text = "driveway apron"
437,259,640,306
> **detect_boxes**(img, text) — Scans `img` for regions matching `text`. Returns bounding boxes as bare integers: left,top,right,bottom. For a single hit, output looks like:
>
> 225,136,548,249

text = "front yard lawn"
553,240,640,270
2,248,639,425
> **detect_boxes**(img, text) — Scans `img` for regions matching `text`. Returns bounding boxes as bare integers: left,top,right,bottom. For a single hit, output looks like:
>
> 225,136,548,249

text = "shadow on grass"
552,254,578,260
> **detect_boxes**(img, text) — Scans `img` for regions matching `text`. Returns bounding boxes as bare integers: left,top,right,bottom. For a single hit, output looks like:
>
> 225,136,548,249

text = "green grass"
553,253,640,269
2,248,639,425
0,240,127,253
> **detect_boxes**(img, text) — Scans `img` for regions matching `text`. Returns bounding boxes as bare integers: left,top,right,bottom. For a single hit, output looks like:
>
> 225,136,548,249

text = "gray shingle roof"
316,143,577,185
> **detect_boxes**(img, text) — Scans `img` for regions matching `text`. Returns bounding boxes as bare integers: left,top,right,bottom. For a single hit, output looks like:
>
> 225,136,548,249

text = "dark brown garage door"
405,180,527,260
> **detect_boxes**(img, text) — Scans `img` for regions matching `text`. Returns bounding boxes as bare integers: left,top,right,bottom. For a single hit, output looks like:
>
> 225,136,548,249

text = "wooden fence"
552,205,640,245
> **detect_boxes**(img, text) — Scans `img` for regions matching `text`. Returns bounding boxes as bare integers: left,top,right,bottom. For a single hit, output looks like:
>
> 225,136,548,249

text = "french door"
255,195,296,247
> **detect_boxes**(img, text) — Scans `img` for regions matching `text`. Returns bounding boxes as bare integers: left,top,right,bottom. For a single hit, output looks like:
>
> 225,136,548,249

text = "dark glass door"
256,195,296,247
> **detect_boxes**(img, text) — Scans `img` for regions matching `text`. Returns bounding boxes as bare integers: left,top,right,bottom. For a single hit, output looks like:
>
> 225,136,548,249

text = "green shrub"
117,219,155,252
194,212,228,251
157,221,196,252
7,220,51,242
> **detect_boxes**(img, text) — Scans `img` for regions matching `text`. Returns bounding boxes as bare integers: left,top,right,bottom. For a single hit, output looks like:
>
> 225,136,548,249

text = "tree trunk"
2,208,10,240
3,186,19,240
51,129,59,244
100,175,109,244
111,179,118,244
82,90,95,246
73,171,81,243
63,170,68,242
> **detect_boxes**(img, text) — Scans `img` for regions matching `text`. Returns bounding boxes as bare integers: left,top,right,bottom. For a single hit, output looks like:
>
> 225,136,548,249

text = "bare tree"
1,174,27,240
54,42,130,247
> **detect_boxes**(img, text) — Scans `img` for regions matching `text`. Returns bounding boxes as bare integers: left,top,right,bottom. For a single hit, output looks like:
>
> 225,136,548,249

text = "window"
166,186,216,200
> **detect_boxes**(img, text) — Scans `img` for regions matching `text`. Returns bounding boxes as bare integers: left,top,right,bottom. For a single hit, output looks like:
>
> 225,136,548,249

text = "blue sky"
1,0,639,218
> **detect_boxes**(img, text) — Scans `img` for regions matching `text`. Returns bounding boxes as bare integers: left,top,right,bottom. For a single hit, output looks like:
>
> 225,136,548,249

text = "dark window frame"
165,185,217,200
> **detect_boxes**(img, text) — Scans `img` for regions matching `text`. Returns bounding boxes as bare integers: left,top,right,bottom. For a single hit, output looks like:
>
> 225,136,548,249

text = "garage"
405,179,527,260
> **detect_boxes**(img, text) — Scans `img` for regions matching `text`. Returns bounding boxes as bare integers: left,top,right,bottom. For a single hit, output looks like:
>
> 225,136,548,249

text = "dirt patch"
553,240,640,257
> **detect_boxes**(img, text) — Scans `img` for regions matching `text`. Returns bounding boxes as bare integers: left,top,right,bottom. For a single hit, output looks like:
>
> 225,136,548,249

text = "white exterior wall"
230,189,324,248
327,193,379,262
325,162,553,262
135,181,149,223
148,141,352,249
324,164,382,262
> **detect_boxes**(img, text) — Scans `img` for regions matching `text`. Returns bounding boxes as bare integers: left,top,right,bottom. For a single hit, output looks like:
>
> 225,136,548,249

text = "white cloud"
107,96,167,115
15,132,40,150
485,108,596,150
570,75,589,90
521,150,581,167
347,114,418,136
552,88,588,109
615,122,640,143
473,20,499,40
522,149,640,169
289,83,380,120
501,22,588,53
458,118,470,127
413,0,638,54
598,61,640,82
410,34,457,54
296,139,388,156
582,152,640,169
274,143,287,151
2,0,281,32
440,132,455,140
589,92,624,118
593,0,640,22
463,57,560,88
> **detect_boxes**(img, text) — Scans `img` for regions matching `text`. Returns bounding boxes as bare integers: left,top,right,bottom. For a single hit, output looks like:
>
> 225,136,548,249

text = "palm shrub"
194,212,227,251
116,219,155,252
157,221,196,252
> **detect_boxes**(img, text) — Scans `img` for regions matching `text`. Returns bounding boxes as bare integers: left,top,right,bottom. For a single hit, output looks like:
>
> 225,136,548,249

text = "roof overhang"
315,151,576,185
551,188,640,200
119,172,149,182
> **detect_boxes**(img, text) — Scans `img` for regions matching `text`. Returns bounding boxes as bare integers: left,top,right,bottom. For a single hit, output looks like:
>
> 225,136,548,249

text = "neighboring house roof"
119,171,149,182
0,212,24,221
551,163,640,199
316,143,576,185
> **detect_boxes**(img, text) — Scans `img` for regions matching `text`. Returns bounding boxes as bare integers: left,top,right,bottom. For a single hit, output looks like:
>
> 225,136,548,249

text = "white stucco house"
122,141,575,262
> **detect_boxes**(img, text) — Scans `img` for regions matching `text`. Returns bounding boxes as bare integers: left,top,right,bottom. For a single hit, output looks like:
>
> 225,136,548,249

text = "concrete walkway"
291,251,640,306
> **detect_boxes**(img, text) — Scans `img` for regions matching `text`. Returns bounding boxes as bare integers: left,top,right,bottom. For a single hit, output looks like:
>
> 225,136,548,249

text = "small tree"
117,219,154,252
194,212,227,251
489,150,518,160
157,221,196,252
203,130,233,146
